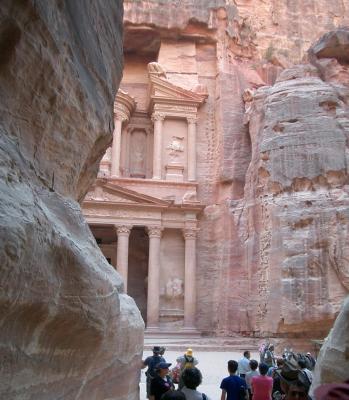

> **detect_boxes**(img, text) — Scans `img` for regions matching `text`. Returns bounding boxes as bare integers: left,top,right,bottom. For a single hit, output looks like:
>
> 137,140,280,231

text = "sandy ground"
140,350,260,400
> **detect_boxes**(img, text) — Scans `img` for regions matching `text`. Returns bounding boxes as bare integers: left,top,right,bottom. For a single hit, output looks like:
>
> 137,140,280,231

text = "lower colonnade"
114,223,198,331
82,180,203,333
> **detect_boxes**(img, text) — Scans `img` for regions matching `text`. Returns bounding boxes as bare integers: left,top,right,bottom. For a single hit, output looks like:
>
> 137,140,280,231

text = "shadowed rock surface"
0,1,144,399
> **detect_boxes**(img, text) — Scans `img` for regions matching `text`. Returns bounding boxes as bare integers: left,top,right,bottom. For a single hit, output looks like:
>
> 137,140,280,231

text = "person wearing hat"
176,348,199,389
142,346,167,399
149,362,174,400
275,359,311,400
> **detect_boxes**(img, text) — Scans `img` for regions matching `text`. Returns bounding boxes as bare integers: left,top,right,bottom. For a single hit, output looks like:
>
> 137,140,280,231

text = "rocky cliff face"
0,1,143,399
123,0,349,340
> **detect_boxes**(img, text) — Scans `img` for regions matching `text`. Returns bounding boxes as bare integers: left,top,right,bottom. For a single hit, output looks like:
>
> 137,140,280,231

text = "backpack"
183,355,194,369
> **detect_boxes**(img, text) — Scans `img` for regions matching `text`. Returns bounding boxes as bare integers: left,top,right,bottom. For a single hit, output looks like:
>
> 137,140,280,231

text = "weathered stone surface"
236,63,349,336
309,27,349,64
0,1,144,399
311,296,349,391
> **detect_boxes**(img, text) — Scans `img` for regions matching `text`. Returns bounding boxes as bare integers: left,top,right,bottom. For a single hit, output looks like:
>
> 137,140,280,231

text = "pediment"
149,75,207,105
84,181,170,207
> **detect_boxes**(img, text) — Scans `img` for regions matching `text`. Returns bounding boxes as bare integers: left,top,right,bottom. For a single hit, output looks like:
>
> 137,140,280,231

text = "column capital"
115,225,132,236
115,114,128,123
186,116,198,125
152,112,166,123
147,226,163,238
183,228,199,239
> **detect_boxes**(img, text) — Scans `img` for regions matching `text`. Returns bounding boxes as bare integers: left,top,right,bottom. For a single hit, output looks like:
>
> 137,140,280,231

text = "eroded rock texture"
0,1,143,399
122,0,349,342
311,296,349,391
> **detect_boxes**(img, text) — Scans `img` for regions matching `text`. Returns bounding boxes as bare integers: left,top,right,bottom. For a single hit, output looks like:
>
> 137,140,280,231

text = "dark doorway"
128,226,149,323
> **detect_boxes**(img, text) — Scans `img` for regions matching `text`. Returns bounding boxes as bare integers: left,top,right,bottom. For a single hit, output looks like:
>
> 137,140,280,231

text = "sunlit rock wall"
0,1,144,399
123,0,349,339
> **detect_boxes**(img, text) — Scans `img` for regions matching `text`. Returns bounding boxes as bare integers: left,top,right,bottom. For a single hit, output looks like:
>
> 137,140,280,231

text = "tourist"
245,359,259,399
305,353,316,370
251,362,273,400
271,359,285,398
264,345,275,368
180,367,211,400
220,360,249,400
275,360,311,400
238,351,251,379
176,348,199,389
143,346,167,399
268,358,284,377
161,391,186,400
150,362,174,400
297,359,313,385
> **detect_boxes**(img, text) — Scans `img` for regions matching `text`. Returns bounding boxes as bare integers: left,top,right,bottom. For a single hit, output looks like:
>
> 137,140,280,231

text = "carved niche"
120,112,153,179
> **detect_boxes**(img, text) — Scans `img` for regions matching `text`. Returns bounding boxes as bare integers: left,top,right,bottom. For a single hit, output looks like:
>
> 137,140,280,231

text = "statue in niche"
165,278,184,300
166,136,184,163
130,130,146,177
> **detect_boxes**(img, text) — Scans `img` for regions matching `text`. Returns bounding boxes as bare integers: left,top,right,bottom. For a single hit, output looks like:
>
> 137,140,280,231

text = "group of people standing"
141,345,318,400
142,346,202,400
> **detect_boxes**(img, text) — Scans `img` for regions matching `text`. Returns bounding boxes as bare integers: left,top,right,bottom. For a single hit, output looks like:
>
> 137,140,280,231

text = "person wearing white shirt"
238,351,251,379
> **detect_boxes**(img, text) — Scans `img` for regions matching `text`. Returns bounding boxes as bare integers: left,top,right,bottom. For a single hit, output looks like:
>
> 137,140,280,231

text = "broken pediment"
147,64,207,112
84,181,171,207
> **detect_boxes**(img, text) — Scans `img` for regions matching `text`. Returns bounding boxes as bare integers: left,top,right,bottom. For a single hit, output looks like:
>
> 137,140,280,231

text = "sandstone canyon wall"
123,0,349,339
0,1,143,399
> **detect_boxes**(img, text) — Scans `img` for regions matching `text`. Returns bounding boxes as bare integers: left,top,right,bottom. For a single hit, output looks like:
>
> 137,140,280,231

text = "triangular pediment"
149,75,207,105
84,181,171,207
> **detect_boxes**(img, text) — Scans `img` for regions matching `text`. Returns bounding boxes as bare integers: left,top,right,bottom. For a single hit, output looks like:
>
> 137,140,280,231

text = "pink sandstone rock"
0,1,143,399
118,2,349,340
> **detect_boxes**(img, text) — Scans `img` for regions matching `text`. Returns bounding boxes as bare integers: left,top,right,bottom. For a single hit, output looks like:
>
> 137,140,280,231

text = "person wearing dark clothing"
220,360,249,400
143,346,166,399
150,362,174,400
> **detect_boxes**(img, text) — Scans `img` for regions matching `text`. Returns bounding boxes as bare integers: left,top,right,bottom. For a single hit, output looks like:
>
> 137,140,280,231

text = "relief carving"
130,129,147,178
166,136,184,162
164,278,184,299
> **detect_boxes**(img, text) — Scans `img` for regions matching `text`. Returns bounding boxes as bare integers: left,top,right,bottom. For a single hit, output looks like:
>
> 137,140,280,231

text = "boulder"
311,296,349,390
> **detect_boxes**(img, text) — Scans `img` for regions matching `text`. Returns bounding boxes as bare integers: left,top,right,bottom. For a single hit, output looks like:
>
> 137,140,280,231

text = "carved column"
115,225,132,292
152,113,165,180
146,226,163,329
183,228,198,329
111,116,126,178
187,116,198,181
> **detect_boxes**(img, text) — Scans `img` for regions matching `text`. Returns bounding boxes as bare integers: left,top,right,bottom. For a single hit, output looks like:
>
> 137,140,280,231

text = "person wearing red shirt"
251,363,273,400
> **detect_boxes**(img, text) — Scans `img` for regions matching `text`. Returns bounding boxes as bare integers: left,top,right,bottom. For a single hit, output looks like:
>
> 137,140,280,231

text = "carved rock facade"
0,1,143,399
85,0,349,345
